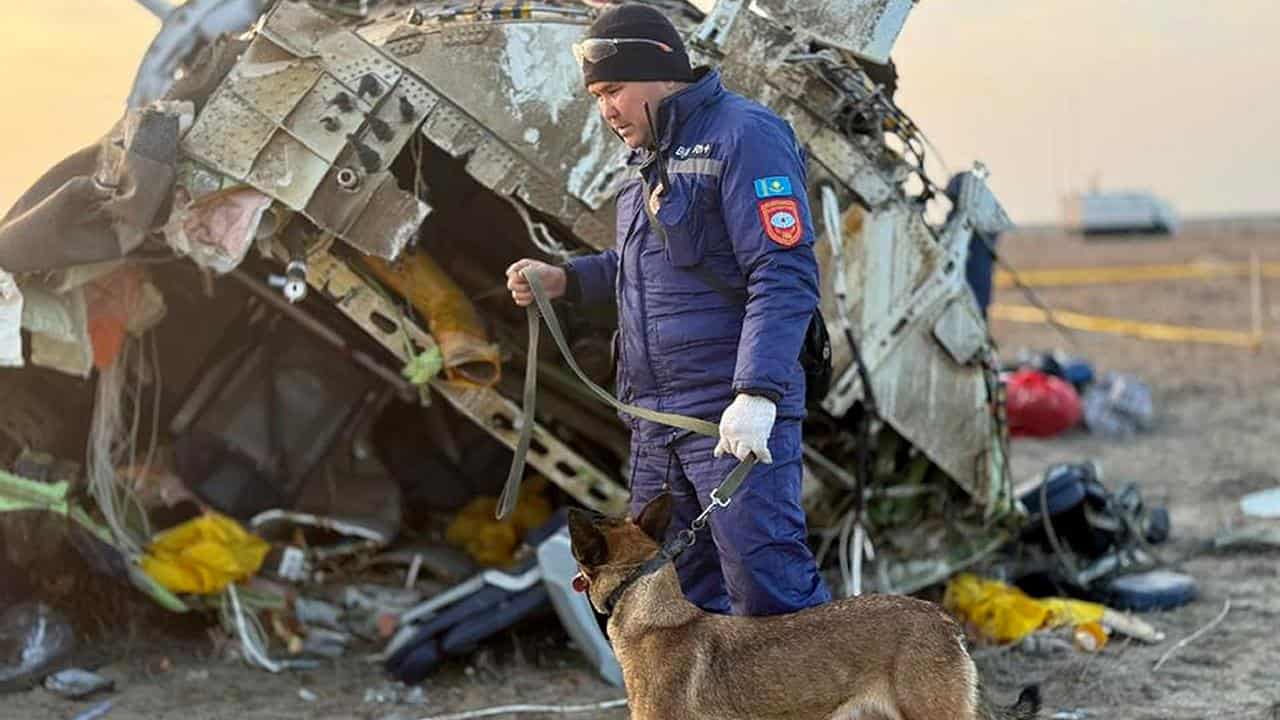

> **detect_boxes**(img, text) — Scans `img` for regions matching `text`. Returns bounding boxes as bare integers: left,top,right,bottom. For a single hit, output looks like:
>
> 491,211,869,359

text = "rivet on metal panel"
392,78,439,123
186,94,278,180
441,23,493,46
465,141,518,193
421,103,482,157
247,131,332,211
316,31,403,94
384,35,426,57
335,167,362,192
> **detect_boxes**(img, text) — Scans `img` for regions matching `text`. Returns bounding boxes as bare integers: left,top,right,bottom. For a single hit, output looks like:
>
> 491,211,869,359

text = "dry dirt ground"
7,221,1280,720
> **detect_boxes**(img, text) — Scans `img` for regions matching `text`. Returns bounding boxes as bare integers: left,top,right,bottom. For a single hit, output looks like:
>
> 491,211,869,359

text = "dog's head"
567,492,673,613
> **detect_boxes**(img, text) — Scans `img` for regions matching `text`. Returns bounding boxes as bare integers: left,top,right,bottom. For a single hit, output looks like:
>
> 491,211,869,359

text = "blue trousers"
628,419,831,616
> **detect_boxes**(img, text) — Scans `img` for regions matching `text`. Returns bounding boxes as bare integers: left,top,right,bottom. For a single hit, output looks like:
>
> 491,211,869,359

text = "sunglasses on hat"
571,37,673,67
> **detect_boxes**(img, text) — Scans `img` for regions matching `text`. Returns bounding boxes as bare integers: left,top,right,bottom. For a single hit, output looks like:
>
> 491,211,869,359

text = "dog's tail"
979,684,1041,720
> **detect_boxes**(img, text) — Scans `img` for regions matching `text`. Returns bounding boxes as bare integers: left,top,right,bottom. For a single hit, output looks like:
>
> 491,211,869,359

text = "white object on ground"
536,528,623,687
1100,609,1165,644
1240,487,1280,519
44,668,114,699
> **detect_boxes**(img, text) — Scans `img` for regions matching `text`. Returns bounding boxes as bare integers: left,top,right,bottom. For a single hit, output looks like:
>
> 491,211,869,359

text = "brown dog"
568,493,1040,720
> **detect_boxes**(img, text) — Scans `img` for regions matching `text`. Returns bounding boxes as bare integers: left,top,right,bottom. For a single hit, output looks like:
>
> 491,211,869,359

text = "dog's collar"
601,533,692,615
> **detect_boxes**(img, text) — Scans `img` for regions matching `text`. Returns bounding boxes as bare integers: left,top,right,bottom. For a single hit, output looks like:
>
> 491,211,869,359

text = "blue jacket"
566,70,819,434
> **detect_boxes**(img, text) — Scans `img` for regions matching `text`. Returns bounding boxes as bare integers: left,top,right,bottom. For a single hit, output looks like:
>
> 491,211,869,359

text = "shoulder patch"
753,176,793,198
757,198,803,247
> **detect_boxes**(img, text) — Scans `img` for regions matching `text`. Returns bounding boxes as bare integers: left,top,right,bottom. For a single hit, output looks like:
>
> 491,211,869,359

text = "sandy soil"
7,221,1280,720
974,221,1280,720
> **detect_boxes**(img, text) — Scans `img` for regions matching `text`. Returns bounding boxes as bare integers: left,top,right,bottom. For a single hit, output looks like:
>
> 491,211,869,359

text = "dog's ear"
568,508,608,567
634,492,673,542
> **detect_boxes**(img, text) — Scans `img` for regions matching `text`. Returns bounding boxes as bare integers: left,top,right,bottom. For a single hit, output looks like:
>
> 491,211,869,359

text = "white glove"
714,394,777,464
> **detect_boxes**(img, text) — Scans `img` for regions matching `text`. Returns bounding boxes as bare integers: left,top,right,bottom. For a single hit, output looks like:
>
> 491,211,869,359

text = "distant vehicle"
1063,191,1179,236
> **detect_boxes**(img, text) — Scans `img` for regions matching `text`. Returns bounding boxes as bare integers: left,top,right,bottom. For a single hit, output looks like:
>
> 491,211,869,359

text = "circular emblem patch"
757,198,804,247
770,211,798,230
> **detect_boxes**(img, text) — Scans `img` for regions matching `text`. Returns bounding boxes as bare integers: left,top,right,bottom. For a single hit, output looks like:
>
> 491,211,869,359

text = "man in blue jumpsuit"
507,4,830,616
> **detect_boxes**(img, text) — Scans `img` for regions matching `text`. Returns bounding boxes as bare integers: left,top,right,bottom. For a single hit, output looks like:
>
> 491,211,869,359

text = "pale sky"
1,1,1276,225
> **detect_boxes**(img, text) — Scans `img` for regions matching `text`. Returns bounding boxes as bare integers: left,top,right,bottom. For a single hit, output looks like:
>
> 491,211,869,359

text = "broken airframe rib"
298,247,629,517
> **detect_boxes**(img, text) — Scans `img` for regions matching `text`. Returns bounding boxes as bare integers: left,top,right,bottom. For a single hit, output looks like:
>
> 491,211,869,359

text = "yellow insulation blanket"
944,573,1106,646
364,253,501,387
445,476,553,567
141,513,269,595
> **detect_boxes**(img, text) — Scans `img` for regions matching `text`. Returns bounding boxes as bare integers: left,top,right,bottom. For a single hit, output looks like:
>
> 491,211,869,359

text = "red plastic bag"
1005,368,1082,438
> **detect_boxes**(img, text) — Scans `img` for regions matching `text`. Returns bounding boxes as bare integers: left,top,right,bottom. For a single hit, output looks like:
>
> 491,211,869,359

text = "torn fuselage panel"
751,0,914,64
290,246,629,516
180,1,430,261
356,7,626,251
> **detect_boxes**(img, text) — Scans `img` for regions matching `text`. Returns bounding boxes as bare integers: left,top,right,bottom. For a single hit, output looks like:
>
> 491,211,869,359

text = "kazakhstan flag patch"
753,176,793,199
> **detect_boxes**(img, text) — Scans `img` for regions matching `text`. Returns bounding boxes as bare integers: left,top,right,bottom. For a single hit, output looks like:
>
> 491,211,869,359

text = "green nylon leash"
497,269,757,520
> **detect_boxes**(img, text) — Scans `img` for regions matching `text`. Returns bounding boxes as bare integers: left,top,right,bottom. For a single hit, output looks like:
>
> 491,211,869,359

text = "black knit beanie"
579,4,693,86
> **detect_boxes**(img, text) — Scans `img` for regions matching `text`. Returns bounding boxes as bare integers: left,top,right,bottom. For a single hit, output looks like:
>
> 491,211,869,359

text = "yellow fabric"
944,573,1106,646
140,513,269,594
364,252,501,387
446,476,553,567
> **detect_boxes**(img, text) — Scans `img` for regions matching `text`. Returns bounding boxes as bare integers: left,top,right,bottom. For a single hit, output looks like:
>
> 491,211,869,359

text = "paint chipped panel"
569,111,632,209
869,305,995,500
752,0,915,64
182,2,432,261
182,85,276,179
500,24,581,126
362,19,630,215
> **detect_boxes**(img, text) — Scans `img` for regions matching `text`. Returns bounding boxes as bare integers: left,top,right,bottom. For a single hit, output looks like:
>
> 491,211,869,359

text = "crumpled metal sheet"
933,298,988,367
0,104,183,274
355,9,627,251
948,171,1015,240
752,0,915,64
180,2,431,260
697,7,907,212
128,0,268,108
818,204,1009,511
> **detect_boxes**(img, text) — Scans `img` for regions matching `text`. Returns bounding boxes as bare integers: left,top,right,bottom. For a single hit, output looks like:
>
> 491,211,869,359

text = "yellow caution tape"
995,261,1280,289
990,304,1263,348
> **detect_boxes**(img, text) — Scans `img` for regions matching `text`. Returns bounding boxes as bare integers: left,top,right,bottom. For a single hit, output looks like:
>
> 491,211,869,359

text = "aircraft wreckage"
0,0,1016,614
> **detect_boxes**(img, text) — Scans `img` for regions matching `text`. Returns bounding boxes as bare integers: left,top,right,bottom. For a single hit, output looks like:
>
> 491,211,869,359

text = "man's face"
587,80,679,149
